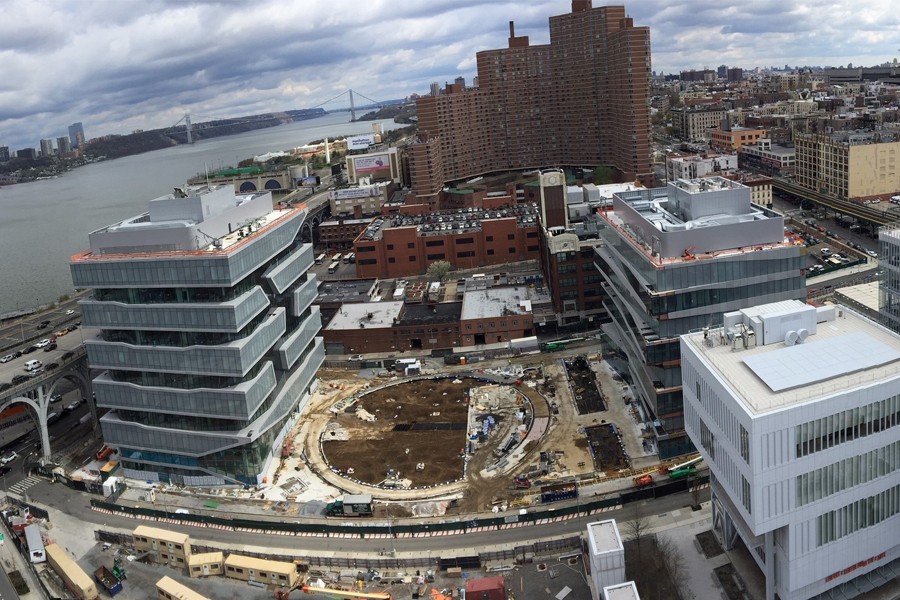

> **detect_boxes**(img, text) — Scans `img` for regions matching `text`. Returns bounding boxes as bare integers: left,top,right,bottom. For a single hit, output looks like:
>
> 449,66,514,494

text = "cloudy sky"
2,0,898,151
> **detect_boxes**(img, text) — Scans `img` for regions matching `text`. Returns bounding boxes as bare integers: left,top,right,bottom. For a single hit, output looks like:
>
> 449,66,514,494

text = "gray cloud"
0,0,896,150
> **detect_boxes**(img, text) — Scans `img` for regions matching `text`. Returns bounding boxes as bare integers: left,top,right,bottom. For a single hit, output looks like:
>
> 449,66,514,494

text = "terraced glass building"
70,185,323,485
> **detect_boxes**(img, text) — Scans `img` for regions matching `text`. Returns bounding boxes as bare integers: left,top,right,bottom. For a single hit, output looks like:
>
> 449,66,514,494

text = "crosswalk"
8,476,42,496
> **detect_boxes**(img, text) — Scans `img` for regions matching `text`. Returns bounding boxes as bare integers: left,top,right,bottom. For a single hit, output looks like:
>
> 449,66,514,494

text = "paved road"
21,477,707,556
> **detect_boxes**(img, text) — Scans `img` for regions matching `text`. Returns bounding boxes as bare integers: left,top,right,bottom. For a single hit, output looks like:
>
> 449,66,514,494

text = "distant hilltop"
83,108,328,161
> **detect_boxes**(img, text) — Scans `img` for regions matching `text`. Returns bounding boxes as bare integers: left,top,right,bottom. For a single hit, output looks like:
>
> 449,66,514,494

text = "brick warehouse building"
352,204,541,279
407,1,652,202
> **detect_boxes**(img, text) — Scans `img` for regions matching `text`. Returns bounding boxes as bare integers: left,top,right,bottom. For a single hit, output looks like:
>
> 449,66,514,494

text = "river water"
0,113,403,314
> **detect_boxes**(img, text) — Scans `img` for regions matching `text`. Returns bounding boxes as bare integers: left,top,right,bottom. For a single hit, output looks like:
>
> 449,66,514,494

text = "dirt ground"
584,423,630,473
565,355,606,414
321,377,475,488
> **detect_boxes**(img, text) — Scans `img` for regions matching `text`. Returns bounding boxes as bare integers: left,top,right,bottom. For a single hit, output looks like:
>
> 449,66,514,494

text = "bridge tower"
349,89,356,122
184,113,193,144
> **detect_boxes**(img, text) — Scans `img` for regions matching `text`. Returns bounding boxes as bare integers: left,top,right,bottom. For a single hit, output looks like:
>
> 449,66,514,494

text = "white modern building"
681,300,900,599
586,519,626,597
71,184,324,486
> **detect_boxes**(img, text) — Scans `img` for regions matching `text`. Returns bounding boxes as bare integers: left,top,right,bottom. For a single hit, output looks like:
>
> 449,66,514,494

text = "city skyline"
1,0,899,151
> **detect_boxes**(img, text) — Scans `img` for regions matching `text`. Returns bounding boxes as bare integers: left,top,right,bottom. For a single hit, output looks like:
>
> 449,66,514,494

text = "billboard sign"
347,135,376,151
353,154,390,173
296,176,320,187
329,187,381,200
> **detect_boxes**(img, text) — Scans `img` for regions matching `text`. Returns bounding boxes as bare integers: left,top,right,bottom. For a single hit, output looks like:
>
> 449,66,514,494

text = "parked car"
0,383,12,391
50,394,62,403
11,375,29,385
867,250,878,257
64,400,81,412
65,309,76,316
0,451,17,465
0,355,13,363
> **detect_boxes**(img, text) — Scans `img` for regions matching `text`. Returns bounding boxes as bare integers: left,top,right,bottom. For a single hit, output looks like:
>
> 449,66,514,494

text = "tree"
623,506,652,561
426,260,452,282
593,165,616,185
658,534,693,599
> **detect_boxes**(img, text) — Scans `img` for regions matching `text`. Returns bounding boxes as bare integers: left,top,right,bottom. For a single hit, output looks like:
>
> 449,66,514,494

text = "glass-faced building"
592,177,805,458
70,185,323,486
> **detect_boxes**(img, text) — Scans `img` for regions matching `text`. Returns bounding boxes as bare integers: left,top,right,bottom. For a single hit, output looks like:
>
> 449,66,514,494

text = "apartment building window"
408,243,415,249
817,482,900,545
357,246,375,253
425,240,444,247
409,256,417,262
487,249,495,255
457,251,475,258
387,244,394,250
427,253,446,260
796,395,900,457
740,425,750,463
486,236,494,242
741,475,751,514
507,234,515,240
457,238,474,245
797,437,900,505
358,259,377,266
508,248,516,254
388,257,396,263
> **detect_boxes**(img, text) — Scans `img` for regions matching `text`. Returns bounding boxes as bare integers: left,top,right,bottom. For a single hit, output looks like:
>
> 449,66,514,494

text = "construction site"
274,344,661,516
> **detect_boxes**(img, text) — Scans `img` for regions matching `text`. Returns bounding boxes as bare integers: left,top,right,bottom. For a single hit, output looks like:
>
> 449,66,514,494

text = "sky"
2,0,899,151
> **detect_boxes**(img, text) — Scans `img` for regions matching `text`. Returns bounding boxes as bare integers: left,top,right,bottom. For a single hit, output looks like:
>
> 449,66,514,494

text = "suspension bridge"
165,89,394,143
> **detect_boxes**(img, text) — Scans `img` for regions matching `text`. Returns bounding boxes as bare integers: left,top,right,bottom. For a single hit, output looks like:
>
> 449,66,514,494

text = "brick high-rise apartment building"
409,2,652,202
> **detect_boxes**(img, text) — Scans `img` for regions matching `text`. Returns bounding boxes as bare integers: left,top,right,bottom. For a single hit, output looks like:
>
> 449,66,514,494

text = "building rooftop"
398,302,462,325
587,520,623,556
316,279,379,305
833,281,879,313
72,184,296,261
602,177,787,262
355,203,539,242
604,582,641,600
325,301,404,331
460,286,533,321
682,301,900,415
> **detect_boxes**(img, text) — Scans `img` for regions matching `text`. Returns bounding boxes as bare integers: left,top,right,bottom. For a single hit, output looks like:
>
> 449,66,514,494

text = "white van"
24,359,42,371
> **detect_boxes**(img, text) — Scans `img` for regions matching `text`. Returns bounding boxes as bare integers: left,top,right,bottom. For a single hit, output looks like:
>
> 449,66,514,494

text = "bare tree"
658,534,693,600
622,506,652,561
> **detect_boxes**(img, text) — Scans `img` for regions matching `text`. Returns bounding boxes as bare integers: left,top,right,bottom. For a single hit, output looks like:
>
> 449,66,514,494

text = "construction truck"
325,494,373,517
513,475,532,489
301,585,392,599
633,474,653,488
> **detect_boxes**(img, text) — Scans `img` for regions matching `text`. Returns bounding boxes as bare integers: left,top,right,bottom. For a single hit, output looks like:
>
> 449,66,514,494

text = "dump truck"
94,564,123,596
325,494,373,517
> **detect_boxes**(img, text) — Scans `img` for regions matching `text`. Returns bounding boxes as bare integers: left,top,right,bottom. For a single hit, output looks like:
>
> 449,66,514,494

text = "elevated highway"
773,178,896,226
0,303,95,461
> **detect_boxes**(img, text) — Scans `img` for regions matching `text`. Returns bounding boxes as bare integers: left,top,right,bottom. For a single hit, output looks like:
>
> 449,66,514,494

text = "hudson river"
0,113,402,315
